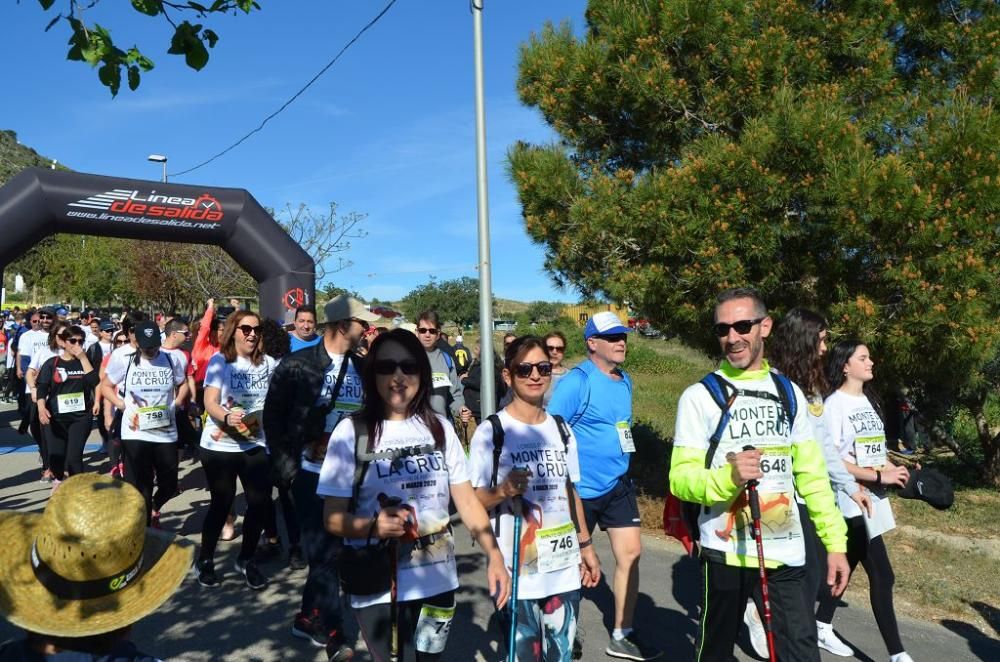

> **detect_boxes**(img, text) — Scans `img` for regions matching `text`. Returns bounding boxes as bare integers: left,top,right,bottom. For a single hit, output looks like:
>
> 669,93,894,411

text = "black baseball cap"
899,467,954,510
134,321,161,350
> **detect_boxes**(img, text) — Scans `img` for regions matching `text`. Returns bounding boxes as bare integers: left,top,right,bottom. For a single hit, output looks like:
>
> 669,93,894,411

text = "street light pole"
471,0,496,416
147,154,168,183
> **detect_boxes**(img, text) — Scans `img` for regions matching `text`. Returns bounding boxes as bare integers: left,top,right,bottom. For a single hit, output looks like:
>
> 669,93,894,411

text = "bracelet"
578,538,593,549
223,413,230,426
875,470,882,484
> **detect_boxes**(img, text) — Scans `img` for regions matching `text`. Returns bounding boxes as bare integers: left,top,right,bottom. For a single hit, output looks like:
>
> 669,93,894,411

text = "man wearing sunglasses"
670,288,849,661
16,307,58,473
263,294,377,660
549,312,661,661
415,310,472,425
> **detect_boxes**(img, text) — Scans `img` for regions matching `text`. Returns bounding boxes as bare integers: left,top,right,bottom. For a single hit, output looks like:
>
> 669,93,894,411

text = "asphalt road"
0,405,996,661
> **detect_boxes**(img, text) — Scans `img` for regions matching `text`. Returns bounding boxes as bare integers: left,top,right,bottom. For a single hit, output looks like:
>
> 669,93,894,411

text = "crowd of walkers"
0,290,932,661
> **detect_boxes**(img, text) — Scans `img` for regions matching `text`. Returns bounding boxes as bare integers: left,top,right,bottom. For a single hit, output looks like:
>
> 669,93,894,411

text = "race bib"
137,405,169,431
758,446,793,494
414,604,455,654
431,372,451,390
56,392,86,414
616,421,635,453
535,521,580,574
855,435,887,468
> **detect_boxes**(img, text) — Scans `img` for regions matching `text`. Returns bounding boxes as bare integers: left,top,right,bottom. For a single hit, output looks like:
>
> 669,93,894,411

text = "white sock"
612,628,632,641
889,653,911,662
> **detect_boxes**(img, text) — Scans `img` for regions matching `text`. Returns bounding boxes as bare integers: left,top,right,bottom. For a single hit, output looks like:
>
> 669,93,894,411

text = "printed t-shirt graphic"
674,369,811,567
823,390,892,521
469,411,582,600
201,354,277,452
301,353,363,473
105,353,186,443
317,415,469,609
38,357,93,416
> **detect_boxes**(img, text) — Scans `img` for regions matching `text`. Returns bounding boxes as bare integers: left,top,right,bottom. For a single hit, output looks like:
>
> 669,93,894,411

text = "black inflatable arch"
0,168,314,322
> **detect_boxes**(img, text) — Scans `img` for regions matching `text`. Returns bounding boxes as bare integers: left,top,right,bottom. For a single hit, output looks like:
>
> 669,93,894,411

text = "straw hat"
0,473,193,637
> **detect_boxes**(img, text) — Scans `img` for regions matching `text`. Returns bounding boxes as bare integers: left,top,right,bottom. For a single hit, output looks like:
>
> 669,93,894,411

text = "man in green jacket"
670,288,849,661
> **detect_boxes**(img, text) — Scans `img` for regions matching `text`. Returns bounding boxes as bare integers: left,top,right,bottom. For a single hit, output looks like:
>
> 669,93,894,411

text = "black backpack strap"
770,372,798,429
349,420,370,513
552,414,572,454
700,373,738,469
487,414,504,488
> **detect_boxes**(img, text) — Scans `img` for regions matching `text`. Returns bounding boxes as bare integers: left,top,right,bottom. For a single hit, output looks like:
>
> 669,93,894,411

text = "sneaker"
743,602,769,659
109,462,124,479
816,622,852,657
234,558,268,590
288,544,307,571
291,610,327,647
40,469,54,483
255,536,282,563
605,632,662,660
150,511,161,530
196,559,219,588
889,653,914,662
50,479,62,495
325,629,354,661
220,518,238,541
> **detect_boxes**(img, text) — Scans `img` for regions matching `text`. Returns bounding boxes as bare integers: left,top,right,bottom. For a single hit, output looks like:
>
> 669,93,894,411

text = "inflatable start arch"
0,168,315,321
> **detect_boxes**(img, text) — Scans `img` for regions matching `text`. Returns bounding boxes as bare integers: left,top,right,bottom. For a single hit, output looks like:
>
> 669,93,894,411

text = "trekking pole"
508,490,524,662
390,538,399,658
743,445,777,662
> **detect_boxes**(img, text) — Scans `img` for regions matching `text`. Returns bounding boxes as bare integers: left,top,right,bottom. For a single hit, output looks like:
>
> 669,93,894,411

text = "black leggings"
263,481,300,546
355,590,455,662
199,446,271,563
44,415,93,477
816,515,904,655
121,438,179,524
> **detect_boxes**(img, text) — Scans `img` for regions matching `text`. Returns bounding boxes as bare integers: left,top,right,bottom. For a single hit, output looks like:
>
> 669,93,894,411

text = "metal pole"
472,0,496,416
162,161,168,183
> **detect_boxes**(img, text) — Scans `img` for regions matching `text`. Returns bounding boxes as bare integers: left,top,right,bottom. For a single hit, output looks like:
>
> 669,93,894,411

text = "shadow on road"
941,615,1000,662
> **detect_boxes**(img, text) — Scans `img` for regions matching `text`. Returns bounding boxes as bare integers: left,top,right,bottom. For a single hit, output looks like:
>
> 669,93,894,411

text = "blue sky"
1,0,588,303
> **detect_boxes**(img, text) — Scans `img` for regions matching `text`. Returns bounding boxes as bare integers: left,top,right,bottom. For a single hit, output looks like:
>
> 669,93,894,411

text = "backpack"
485,413,572,489
663,371,798,555
454,346,470,372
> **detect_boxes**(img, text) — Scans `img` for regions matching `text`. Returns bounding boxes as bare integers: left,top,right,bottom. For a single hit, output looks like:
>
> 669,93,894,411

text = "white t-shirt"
674,370,810,567
823,390,891,519
20,330,51,392
105,351,186,443
317,415,470,609
200,354,277,453
469,410,582,600
301,353,364,474
29,346,59,372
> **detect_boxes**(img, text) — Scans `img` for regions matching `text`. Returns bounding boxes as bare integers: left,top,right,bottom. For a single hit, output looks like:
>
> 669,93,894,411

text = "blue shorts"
582,476,640,531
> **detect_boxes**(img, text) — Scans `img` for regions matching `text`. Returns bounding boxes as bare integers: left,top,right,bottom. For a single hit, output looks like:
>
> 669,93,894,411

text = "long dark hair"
768,308,828,397
357,328,445,450
825,338,883,417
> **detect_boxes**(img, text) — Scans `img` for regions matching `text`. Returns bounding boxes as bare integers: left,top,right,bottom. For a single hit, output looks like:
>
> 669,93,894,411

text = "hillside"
0,130,62,185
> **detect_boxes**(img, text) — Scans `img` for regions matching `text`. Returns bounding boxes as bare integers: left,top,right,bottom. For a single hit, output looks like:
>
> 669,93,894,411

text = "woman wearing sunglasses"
542,331,569,406
470,336,600,661
319,328,510,662
35,325,99,485
196,311,277,590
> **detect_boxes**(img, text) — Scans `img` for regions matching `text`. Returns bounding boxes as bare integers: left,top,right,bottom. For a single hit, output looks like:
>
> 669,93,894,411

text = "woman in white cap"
0,473,193,659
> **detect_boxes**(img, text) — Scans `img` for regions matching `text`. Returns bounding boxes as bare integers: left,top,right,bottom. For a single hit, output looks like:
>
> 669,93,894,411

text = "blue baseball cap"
583,312,631,339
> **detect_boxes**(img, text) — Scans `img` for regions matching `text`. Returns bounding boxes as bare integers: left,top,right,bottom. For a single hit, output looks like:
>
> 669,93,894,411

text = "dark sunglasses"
513,361,553,378
593,333,628,343
416,327,439,336
712,317,765,337
114,340,127,346
373,358,421,376
62,337,84,345
237,324,261,336
175,330,192,337
545,345,565,353
38,315,53,320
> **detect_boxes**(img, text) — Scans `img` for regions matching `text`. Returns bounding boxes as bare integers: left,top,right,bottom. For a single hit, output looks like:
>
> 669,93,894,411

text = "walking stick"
508,492,523,662
744,445,777,662
390,538,399,657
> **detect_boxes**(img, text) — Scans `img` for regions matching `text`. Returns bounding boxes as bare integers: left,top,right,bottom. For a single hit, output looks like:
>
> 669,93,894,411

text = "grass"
617,337,999,635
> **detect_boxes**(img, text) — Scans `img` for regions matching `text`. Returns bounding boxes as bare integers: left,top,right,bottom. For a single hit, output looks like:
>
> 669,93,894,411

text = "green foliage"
399,277,486,327
36,0,260,95
510,0,1000,483
523,300,564,324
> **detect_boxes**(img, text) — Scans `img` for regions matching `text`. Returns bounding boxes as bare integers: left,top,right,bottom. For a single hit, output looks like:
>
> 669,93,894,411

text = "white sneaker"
816,622,853,657
743,602,769,659
890,653,914,662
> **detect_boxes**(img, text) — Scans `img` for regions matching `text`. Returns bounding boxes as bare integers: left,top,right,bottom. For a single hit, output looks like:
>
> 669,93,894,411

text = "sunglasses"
416,327,439,336
114,340,127,346
175,330,191,337
373,358,421,375
62,337,84,345
513,361,553,378
593,333,628,343
38,315,53,320
237,324,261,336
712,317,765,337
545,345,565,353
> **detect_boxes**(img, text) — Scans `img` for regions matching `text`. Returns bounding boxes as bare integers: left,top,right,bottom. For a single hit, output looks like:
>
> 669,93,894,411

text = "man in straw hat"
0,473,193,660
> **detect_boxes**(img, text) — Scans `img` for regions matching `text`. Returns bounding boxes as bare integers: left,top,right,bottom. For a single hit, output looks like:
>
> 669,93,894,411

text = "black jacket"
462,356,506,422
263,342,364,486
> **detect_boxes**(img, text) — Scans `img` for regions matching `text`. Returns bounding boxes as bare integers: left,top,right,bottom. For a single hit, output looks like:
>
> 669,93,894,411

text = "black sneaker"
196,559,219,588
605,632,662,660
255,536,282,563
234,558,268,590
325,629,354,661
288,544,307,570
291,610,326,647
